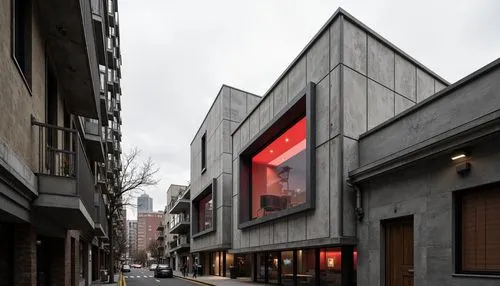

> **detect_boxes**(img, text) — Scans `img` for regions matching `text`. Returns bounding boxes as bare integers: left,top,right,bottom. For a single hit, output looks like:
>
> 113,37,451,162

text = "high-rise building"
137,193,153,213
127,220,138,261
0,0,123,284
137,211,163,252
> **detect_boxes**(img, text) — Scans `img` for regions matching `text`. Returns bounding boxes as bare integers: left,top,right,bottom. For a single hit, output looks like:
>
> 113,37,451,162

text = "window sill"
192,227,214,239
238,203,312,230
453,273,500,279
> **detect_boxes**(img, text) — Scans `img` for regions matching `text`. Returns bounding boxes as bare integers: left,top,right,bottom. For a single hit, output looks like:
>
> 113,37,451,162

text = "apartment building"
137,211,163,252
190,7,500,286
0,0,123,284
190,85,260,276
127,220,138,262
166,184,192,271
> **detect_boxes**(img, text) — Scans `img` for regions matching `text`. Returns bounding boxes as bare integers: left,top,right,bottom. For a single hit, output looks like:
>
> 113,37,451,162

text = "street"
123,268,200,286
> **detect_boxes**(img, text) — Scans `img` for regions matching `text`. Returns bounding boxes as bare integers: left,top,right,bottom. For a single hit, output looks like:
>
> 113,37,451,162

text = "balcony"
169,215,190,235
38,0,100,119
94,192,108,239
168,236,190,254
32,121,96,232
81,117,105,162
95,163,106,187
168,188,190,214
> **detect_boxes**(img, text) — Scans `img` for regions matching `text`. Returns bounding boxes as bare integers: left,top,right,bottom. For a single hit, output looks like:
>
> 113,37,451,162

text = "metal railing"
32,120,95,218
91,0,103,16
170,214,190,229
168,187,189,211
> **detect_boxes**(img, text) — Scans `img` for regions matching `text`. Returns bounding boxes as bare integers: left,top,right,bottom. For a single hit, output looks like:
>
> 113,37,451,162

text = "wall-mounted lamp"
451,151,471,176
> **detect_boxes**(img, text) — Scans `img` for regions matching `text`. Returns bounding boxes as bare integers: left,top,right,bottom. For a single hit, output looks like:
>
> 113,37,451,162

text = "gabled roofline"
231,7,450,136
190,84,260,146
360,57,500,139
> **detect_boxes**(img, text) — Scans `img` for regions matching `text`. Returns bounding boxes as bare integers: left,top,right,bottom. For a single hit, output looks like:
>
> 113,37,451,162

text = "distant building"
137,211,163,252
127,220,138,261
137,193,153,213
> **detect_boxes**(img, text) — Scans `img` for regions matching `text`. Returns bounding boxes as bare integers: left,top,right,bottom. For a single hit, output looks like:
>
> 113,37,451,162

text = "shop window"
251,117,307,219
281,251,294,286
267,252,280,284
297,249,316,286
256,253,266,283
458,185,500,274
12,0,32,88
239,83,316,228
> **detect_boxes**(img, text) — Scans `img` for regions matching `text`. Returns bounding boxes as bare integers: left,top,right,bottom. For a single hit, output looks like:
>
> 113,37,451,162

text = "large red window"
251,117,307,219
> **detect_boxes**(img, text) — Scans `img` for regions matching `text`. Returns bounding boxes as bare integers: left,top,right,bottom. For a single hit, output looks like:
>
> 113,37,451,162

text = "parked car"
154,264,173,278
149,264,158,271
121,265,131,273
131,264,142,269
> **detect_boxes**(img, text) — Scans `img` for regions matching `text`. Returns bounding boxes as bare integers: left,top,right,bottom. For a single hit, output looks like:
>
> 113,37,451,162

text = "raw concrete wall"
357,133,500,286
0,0,46,170
231,11,449,252
358,65,500,167
190,86,260,252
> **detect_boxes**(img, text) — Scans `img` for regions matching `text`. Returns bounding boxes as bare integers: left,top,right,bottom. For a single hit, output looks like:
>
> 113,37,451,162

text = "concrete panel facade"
190,85,260,253
356,134,500,286
230,9,449,254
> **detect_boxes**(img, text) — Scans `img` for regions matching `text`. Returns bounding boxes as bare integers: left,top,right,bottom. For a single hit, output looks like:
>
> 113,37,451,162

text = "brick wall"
13,224,36,286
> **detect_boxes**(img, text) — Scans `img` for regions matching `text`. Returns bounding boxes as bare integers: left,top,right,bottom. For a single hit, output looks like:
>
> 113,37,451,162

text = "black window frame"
201,132,207,174
11,0,32,92
192,179,216,238
455,183,500,276
238,82,316,229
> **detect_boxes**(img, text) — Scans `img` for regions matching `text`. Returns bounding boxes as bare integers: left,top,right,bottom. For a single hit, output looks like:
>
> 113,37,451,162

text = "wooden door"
385,217,414,286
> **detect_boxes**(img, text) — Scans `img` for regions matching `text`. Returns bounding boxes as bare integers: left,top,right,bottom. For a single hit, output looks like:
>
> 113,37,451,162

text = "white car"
149,264,158,271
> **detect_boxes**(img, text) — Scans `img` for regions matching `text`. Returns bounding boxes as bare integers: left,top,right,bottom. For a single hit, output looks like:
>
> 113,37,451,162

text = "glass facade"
197,193,213,232
251,117,307,219
250,248,356,286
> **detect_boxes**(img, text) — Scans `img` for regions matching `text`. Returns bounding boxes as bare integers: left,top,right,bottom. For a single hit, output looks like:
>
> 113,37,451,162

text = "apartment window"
12,0,32,87
239,83,315,228
201,132,207,173
197,192,213,232
458,184,500,274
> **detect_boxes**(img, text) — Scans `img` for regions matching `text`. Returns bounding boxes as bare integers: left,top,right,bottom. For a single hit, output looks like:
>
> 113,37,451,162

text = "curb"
174,274,215,286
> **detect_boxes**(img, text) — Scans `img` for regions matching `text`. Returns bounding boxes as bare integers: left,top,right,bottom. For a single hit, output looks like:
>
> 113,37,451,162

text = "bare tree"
107,148,159,282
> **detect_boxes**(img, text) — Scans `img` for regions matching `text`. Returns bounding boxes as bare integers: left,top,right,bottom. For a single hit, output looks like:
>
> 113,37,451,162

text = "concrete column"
13,224,36,286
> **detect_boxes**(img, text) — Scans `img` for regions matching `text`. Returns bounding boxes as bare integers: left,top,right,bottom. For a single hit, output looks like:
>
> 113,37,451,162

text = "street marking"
143,275,148,278
149,275,153,278
130,276,134,278
155,279,160,282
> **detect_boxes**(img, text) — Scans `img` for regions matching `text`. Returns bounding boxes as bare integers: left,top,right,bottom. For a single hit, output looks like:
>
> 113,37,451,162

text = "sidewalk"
90,274,121,286
173,270,273,286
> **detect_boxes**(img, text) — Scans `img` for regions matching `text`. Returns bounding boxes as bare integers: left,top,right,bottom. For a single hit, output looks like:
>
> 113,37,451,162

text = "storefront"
250,247,356,286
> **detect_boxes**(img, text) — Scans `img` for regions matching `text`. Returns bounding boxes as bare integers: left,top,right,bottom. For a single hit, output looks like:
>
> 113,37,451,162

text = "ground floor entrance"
242,246,357,286
385,217,414,286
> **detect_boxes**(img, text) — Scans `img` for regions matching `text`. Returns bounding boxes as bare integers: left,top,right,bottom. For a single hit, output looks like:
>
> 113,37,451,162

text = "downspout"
347,180,364,222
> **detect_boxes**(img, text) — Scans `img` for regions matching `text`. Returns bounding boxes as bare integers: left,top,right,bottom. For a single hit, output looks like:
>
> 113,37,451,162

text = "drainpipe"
347,180,364,221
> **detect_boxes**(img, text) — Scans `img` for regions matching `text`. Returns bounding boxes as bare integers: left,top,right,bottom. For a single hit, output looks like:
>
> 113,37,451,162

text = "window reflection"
281,251,294,286
251,117,307,219
198,193,212,232
297,249,316,286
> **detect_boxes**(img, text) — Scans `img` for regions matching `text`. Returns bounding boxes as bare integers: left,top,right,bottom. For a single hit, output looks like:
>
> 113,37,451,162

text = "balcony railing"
32,120,95,222
91,0,104,17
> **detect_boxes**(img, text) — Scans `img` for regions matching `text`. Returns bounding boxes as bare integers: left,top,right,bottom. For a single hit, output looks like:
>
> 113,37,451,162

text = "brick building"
0,0,123,285
137,211,164,253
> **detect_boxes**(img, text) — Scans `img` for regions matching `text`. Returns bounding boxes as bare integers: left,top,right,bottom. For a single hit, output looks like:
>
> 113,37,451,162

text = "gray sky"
119,0,500,220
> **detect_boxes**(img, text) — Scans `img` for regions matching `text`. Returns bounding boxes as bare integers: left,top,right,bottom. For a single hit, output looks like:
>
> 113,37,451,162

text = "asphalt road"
123,268,200,286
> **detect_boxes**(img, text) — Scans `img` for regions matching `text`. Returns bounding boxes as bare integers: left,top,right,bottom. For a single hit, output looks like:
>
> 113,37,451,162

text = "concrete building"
0,0,123,285
189,7,500,286
190,85,261,276
166,184,192,271
137,211,163,252
127,220,138,262
137,193,153,213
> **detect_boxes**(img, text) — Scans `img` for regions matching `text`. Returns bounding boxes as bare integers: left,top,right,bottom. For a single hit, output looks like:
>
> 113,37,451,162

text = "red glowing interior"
319,249,358,271
252,117,306,166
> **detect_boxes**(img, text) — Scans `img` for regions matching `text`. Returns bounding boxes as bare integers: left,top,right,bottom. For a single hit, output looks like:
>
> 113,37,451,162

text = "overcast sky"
119,0,500,220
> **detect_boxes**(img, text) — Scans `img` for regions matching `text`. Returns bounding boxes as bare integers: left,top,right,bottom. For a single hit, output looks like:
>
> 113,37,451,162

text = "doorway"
385,217,414,286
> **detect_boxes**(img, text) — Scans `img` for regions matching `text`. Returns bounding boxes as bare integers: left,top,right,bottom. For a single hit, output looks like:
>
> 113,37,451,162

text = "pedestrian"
182,263,187,277
192,262,198,278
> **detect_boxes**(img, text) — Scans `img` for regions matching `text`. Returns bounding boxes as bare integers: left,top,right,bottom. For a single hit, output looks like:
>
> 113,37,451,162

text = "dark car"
121,264,131,273
154,264,173,278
